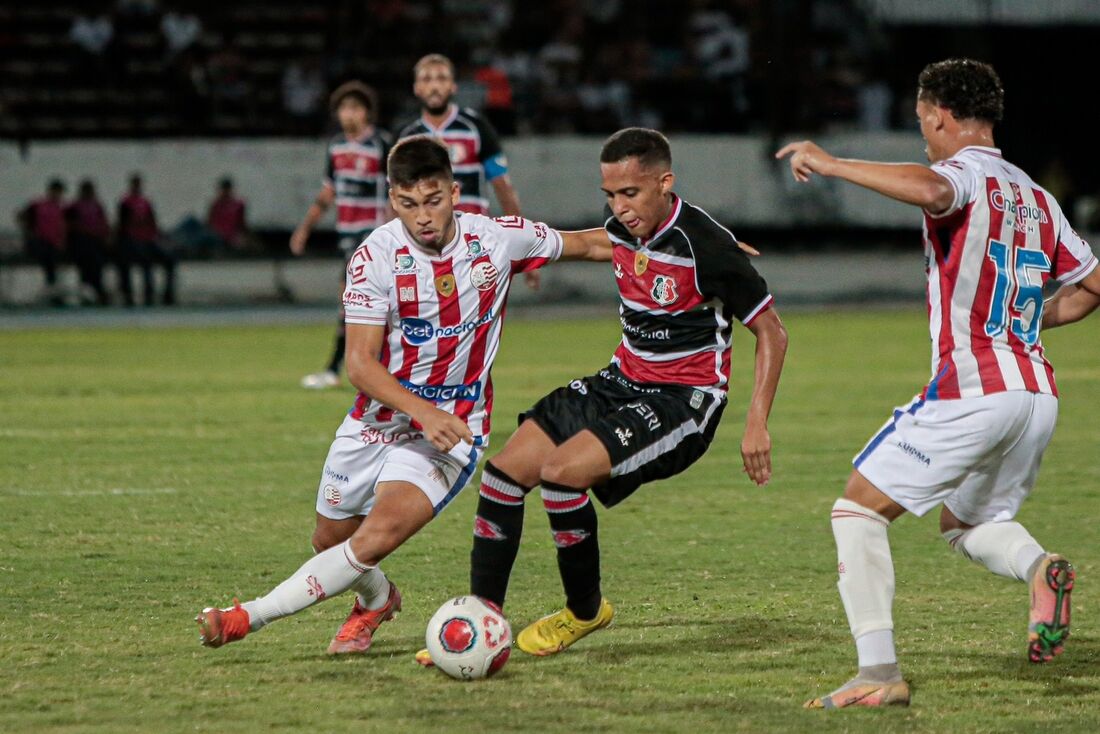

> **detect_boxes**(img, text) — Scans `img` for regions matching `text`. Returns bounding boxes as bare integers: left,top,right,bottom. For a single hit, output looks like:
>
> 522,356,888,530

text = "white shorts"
316,415,483,520
854,391,1057,524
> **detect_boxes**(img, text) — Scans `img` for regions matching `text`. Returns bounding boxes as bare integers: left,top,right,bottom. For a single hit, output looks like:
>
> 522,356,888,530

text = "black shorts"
519,365,726,508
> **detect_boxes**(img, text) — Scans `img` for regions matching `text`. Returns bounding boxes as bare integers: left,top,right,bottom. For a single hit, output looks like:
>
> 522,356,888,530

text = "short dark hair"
599,128,672,170
387,135,453,188
47,178,65,192
329,80,378,119
918,58,1004,124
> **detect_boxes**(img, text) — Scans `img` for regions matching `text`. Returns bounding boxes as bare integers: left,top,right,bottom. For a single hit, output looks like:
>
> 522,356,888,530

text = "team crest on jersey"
435,274,457,297
634,252,649,276
651,275,678,306
394,253,417,274
470,261,499,291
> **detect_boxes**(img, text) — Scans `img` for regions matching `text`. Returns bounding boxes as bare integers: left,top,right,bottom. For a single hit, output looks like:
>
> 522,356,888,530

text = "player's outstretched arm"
559,228,615,262
775,141,955,215
1042,267,1100,330
345,324,473,451
290,185,335,255
741,308,788,486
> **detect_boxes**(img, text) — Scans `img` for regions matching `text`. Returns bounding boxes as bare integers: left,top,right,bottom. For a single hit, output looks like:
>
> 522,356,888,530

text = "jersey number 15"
985,239,1050,347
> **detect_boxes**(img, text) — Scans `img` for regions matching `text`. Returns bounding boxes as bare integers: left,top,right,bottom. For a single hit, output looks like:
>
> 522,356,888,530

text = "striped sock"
469,463,531,608
542,481,601,621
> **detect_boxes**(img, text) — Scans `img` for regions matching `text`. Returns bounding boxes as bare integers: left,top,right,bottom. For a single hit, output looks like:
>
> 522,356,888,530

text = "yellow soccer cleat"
515,598,614,656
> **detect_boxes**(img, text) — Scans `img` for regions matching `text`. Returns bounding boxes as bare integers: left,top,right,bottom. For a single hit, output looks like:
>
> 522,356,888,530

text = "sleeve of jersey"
1052,219,1098,285
342,243,390,325
692,235,773,326
475,115,508,181
495,216,564,273
927,158,977,218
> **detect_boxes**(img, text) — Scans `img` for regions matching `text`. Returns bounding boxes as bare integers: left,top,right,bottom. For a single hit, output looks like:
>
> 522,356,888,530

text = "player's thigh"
315,415,388,521
376,437,484,517
312,513,363,552
944,393,1058,525
349,481,436,565
854,393,1023,518
490,419,555,488
541,429,613,488
586,392,723,508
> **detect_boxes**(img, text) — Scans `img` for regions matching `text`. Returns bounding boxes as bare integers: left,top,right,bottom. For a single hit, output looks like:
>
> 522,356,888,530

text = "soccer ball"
425,596,512,680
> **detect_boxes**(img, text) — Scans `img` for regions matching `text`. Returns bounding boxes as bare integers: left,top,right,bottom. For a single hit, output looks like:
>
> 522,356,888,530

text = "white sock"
351,566,390,610
242,540,371,630
831,498,897,666
943,521,1045,582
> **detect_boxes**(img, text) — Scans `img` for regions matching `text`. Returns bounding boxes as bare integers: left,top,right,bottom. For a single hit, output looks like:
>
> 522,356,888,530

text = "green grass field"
2,310,1098,733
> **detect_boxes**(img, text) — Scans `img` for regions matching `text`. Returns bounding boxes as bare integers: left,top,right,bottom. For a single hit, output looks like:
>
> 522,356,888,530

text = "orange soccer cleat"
196,599,251,648
327,582,403,655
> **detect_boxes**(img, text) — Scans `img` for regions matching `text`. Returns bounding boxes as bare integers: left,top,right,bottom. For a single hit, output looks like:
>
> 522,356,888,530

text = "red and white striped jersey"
323,128,393,239
606,195,772,394
342,213,563,442
922,145,1097,400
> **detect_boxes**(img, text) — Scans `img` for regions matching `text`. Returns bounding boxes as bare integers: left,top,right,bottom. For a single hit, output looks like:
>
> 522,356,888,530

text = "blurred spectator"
161,8,202,59
207,177,248,250
472,49,516,135
282,57,326,132
70,14,114,55
17,179,68,305
689,4,751,129
116,0,160,16
535,13,585,131
117,174,176,306
65,180,111,305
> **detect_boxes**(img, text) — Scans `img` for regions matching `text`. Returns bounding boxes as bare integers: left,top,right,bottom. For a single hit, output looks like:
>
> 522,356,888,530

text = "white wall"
0,133,929,235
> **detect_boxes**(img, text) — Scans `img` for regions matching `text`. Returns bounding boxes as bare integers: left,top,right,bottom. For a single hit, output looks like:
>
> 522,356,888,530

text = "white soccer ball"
425,596,512,680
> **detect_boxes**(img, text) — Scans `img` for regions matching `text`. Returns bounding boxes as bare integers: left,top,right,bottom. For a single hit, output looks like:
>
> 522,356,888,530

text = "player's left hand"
775,141,836,183
740,423,772,486
524,270,541,290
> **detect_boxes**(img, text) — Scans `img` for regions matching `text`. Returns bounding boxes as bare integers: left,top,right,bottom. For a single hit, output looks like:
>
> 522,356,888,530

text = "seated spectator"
65,180,111,305
207,177,248,250
116,174,176,306
70,14,114,55
17,180,68,306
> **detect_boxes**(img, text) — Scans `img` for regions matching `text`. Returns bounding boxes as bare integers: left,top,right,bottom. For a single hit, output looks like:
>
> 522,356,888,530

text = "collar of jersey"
400,215,462,259
639,194,683,247
957,145,1002,158
421,104,459,132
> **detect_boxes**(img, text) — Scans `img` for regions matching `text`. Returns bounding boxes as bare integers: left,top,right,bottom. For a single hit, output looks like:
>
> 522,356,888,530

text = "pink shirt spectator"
207,194,246,246
119,193,158,242
27,198,67,249
67,198,110,239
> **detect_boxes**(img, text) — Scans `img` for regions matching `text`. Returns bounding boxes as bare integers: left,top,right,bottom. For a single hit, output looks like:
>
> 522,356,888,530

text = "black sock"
327,321,347,373
470,463,530,608
541,481,601,620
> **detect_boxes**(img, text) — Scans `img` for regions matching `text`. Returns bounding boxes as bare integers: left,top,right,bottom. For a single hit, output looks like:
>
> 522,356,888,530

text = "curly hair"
918,59,1004,123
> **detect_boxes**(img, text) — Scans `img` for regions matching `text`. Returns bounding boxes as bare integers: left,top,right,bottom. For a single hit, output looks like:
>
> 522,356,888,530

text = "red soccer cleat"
327,582,403,655
196,599,251,648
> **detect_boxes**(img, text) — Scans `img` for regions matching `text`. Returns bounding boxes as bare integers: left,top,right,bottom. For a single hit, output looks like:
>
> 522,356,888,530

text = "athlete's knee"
312,525,345,553
539,454,590,490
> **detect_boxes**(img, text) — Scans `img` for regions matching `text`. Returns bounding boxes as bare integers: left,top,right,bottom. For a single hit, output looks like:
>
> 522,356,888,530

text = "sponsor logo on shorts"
626,401,661,431
690,390,704,410
400,311,495,345
323,484,342,506
470,261,500,291
399,379,482,402
324,466,349,483
651,275,678,306
614,427,633,446
552,529,590,548
598,369,663,394
569,379,588,395
360,426,422,445
895,440,932,466
474,515,507,540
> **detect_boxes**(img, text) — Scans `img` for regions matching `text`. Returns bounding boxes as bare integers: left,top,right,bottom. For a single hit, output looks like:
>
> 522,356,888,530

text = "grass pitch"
1,310,1098,733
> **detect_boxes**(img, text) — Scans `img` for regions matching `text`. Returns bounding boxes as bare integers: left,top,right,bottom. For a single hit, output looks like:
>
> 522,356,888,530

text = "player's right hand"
419,407,474,452
289,226,309,256
775,140,836,183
